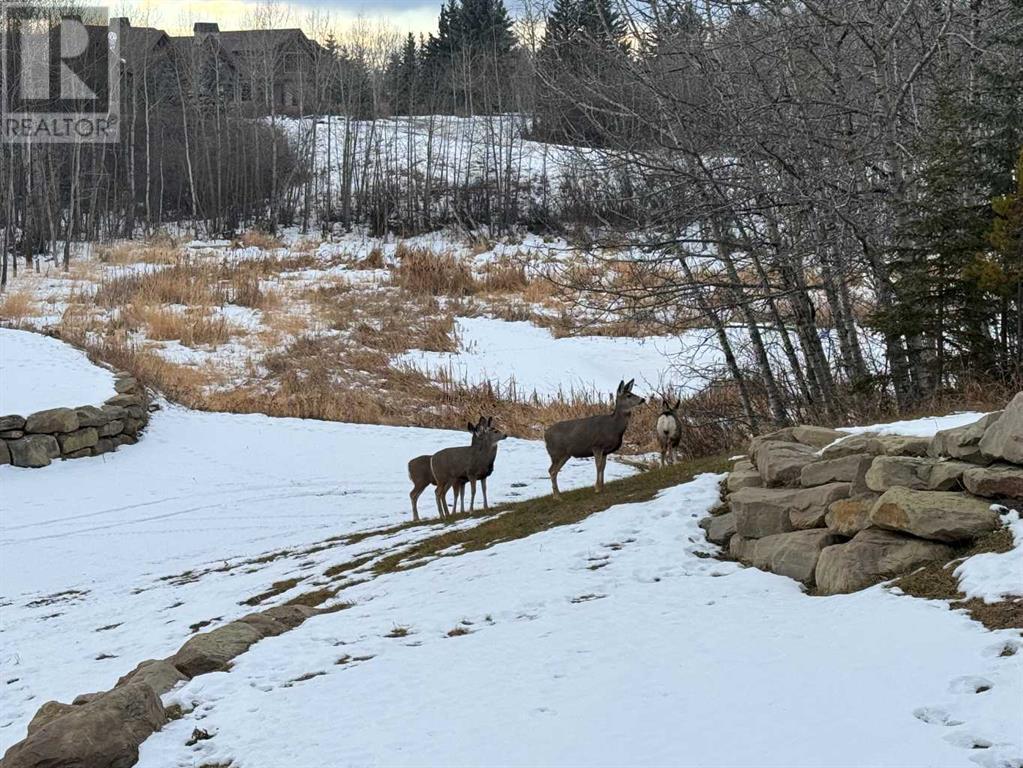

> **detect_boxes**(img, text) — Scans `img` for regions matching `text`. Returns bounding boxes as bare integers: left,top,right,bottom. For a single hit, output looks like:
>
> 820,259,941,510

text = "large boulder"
1,683,166,768
699,512,737,546
754,440,819,487
0,440,9,466
57,427,99,454
869,487,1000,542
821,433,885,460
115,659,188,695
791,426,846,449
728,534,757,562
751,529,845,585
962,464,1023,501
726,459,763,493
8,435,60,468
815,528,954,595
800,453,873,492
170,620,265,677
729,484,850,537
260,604,318,629
979,393,1023,464
25,702,76,735
24,407,78,435
825,496,876,537
749,427,798,457
0,415,26,431
930,411,1003,464
74,406,109,429
865,456,974,492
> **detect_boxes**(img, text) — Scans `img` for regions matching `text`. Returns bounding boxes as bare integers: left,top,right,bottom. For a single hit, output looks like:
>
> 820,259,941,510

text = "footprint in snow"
913,707,964,727
949,676,994,694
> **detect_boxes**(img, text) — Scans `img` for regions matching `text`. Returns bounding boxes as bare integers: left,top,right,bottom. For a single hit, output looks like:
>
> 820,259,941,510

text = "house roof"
217,28,323,57
121,27,172,73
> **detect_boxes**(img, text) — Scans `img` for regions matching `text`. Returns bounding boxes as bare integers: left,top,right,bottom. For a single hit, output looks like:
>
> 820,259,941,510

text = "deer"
430,417,508,519
544,379,646,499
655,395,683,466
468,417,503,512
407,420,482,521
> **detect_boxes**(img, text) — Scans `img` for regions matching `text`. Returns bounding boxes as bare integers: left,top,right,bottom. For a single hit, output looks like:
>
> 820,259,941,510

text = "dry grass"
229,270,281,310
136,306,236,347
96,242,180,265
235,229,284,250
356,246,386,269
0,290,39,322
480,256,529,294
394,244,476,296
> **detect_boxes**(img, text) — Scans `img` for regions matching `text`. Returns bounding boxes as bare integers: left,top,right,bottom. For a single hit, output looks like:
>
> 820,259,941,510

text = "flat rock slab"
801,453,872,490
1,682,166,768
878,435,931,457
815,528,954,595
962,464,1023,501
754,440,819,487
751,529,845,585
728,534,757,562
24,407,79,435
869,487,1000,542
980,393,1023,464
699,512,737,546
791,426,846,449
865,456,974,492
726,467,762,493
821,433,885,460
729,484,850,537
825,496,876,537
930,411,1002,464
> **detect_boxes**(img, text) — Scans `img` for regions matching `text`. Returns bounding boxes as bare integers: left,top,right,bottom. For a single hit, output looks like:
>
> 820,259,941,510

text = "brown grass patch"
235,229,284,250
137,306,235,347
0,290,39,322
480,257,529,293
242,577,302,606
96,242,179,265
357,246,386,269
394,244,476,296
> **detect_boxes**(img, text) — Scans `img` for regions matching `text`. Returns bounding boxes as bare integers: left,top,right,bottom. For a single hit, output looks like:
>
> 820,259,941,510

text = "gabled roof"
121,26,172,73
216,28,321,57
168,34,242,72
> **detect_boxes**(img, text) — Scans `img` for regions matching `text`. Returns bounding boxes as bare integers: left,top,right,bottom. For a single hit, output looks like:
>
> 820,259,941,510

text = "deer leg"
434,484,446,520
594,451,606,493
549,456,568,500
459,482,467,515
410,487,421,522
469,480,477,512
481,477,488,510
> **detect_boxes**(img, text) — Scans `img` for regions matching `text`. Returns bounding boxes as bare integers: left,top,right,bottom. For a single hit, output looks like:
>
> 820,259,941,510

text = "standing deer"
407,420,482,521
544,379,646,498
468,416,503,512
430,417,507,519
655,395,683,466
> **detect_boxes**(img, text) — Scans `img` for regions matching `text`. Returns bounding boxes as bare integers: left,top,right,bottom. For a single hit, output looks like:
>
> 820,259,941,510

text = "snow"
0,328,116,415
0,402,632,749
399,317,694,399
956,509,1023,604
135,472,1023,768
838,411,989,438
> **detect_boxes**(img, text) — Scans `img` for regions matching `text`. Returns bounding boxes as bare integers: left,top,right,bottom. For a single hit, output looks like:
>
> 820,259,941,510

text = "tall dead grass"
235,229,285,250
394,244,476,296
0,290,39,322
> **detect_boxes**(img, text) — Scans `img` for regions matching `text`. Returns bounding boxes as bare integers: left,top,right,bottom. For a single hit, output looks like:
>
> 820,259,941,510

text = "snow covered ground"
2,333,1020,767
0,329,115,414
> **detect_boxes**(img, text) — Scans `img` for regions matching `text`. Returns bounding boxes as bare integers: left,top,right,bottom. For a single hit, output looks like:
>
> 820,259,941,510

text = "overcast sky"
102,0,448,38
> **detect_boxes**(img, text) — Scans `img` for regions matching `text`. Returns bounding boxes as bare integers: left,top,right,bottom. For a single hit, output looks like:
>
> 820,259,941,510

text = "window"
241,81,252,101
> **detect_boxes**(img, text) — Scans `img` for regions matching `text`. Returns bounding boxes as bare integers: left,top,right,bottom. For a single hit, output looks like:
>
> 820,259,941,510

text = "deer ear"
616,380,624,394
626,378,635,392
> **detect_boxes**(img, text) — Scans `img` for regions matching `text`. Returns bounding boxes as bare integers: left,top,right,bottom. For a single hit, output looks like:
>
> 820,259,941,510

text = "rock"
0,430,24,439
726,466,763,493
815,528,953,595
112,434,138,448
821,433,884,460
58,427,99,454
869,487,1000,542
800,454,873,491
980,393,1023,464
1,682,166,768
105,393,144,409
26,701,76,735
64,448,93,459
754,440,819,487
74,406,109,428
791,425,846,449
24,407,78,434
0,441,9,466
71,693,103,706
749,427,798,457
237,612,290,638
116,659,189,695
878,435,931,457
930,411,1002,464
729,484,850,537
865,456,974,492
100,404,127,421
114,376,139,394
93,438,115,456
962,464,1023,500
751,529,846,585
99,420,124,437
260,604,318,629
121,418,145,437
728,534,757,562
825,496,876,537
8,435,60,468
0,414,26,431
170,620,265,677
699,512,737,546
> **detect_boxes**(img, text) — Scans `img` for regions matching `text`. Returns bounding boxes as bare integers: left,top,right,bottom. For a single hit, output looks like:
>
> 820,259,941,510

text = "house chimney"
194,22,220,39
112,17,130,29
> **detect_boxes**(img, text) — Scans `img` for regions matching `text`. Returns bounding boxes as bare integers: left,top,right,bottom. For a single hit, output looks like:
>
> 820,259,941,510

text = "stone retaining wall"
0,373,151,469
703,391,1023,594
